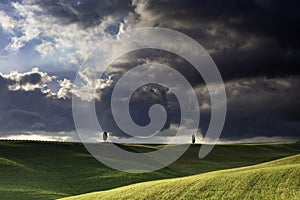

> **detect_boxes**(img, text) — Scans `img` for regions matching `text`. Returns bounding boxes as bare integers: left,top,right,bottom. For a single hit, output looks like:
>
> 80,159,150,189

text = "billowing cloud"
1,67,56,92
0,10,16,32
57,68,114,101
2,0,135,69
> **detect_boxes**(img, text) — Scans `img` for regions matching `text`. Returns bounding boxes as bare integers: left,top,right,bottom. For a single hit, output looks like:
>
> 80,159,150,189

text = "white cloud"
35,40,55,57
5,0,128,67
1,67,56,92
55,67,114,101
57,78,74,99
131,0,159,27
0,67,114,101
5,2,43,51
0,10,16,32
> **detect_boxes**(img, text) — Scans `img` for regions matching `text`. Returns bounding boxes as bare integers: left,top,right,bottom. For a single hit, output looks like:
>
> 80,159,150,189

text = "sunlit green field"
0,140,299,199
61,154,300,200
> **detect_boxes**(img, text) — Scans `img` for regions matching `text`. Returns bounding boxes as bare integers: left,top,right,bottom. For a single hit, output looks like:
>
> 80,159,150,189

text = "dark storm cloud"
1,0,299,141
197,76,300,140
105,49,204,87
141,0,300,45
133,0,300,80
34,0,134,27
1,67,299,141
0,73,74,134
220,79,300,140
94,73,181,138
94,45,300,140
93,72,300,140
19,73,41,85
106,0,300,141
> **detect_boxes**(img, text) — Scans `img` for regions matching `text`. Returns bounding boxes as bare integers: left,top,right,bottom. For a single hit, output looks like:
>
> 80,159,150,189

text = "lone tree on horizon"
192,134,196,144
103,132,108,142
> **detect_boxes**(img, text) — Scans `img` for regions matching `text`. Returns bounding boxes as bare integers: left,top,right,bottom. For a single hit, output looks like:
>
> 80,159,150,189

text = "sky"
0,0,299,143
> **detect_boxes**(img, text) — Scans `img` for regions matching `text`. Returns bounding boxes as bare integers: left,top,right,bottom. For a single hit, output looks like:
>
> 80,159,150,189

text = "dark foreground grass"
0,140,299,199
61,154,300,200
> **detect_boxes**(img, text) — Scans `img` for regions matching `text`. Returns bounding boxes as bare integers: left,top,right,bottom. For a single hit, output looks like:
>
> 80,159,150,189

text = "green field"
0,140,299,199
61,154,300,200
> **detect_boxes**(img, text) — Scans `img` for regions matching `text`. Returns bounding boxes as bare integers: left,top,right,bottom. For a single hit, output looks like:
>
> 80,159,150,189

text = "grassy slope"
0,141,299,199
61,154,300,200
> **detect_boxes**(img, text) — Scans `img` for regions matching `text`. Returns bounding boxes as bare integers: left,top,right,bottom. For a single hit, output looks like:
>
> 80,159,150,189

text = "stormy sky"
0,0,299,143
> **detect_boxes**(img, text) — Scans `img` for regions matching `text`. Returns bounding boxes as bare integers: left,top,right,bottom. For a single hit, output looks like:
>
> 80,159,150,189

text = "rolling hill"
60,154,300,200
0,140,299,199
